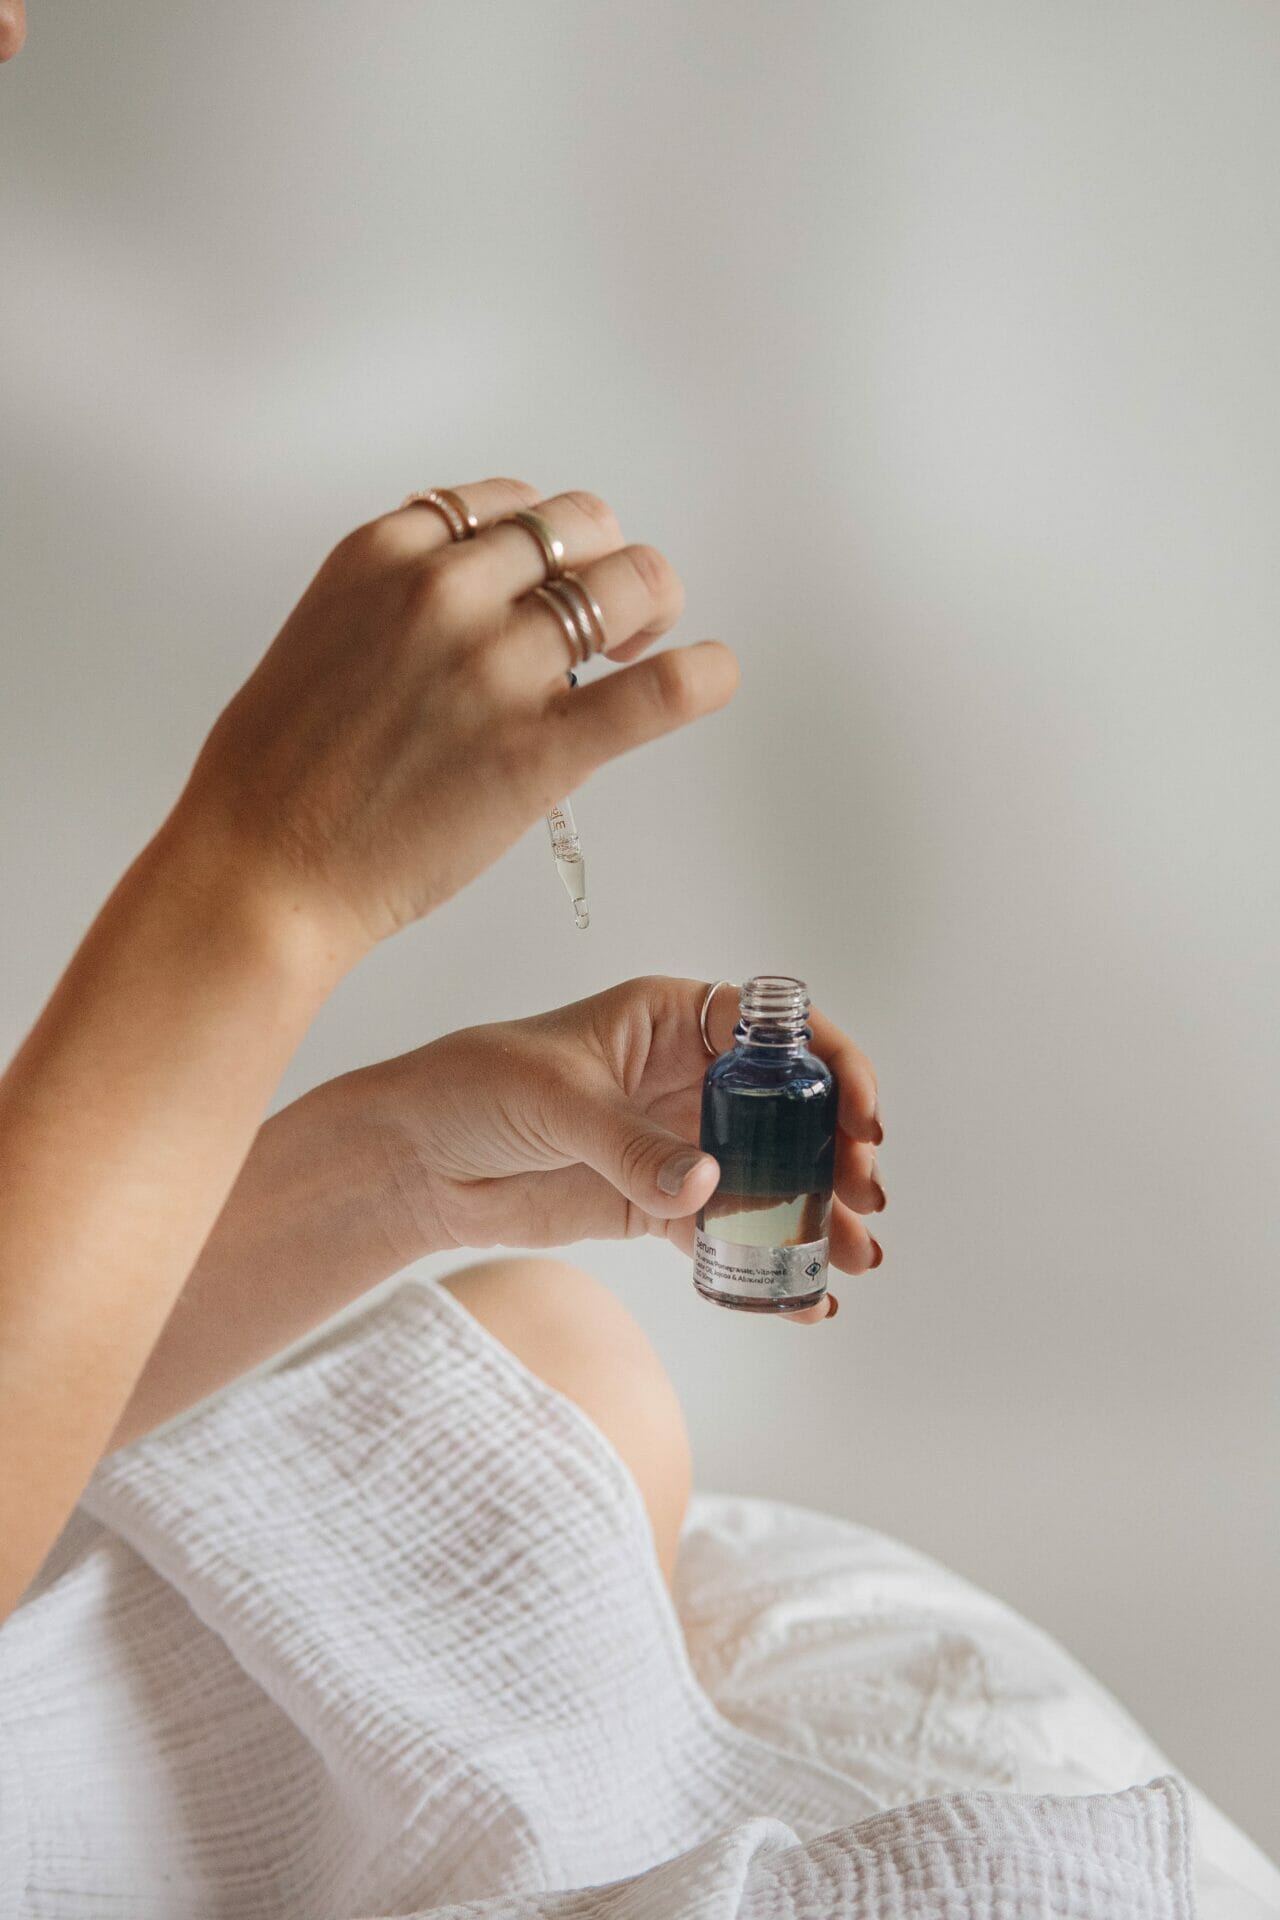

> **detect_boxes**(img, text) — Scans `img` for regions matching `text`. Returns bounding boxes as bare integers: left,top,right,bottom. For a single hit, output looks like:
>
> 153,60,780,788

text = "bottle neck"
734,975,811,1051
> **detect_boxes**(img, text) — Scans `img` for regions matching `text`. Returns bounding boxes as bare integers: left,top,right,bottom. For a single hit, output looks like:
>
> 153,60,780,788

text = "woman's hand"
171,479,738,964
104,975,883,1452
373,975,885,1323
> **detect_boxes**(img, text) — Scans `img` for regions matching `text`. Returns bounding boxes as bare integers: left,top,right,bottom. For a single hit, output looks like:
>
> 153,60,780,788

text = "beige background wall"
2,0,1276,1858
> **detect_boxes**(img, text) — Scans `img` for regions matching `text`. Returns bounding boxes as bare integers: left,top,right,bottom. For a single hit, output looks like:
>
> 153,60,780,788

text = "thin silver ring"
540,579,599,665
501,508,566,583
541,579,595,665
400,489,473,541
556,571,609,655
532,583,586,668
700,980,735,1058
543,578,594,663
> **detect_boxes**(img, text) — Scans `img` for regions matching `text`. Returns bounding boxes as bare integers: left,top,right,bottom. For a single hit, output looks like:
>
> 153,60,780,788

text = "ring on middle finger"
497,508,566,583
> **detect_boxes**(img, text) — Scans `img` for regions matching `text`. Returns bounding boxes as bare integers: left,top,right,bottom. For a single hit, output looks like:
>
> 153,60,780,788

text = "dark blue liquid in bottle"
694,976,837,1312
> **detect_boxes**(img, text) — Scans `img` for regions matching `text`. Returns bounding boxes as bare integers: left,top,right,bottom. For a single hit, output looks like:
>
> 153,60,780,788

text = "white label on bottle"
693,1232,828,1302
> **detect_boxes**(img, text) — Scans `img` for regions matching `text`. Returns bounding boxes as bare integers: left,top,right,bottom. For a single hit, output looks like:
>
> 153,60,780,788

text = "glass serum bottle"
693,976,838,1313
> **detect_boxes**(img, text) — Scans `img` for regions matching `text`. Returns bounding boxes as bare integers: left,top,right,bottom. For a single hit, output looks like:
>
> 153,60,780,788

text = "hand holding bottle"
363,975,885,1324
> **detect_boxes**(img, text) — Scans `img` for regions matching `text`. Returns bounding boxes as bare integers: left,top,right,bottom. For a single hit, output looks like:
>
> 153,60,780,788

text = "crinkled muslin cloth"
2,1281,1277,1919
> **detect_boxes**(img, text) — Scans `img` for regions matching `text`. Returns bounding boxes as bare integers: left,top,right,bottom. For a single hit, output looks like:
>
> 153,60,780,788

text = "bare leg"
439,1258,692,1585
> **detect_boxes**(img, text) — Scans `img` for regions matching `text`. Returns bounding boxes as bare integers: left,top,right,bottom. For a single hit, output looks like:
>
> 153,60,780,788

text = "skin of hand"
177,482,737,961
371,975,885,1322
113,975,885,1449
0,1,24,61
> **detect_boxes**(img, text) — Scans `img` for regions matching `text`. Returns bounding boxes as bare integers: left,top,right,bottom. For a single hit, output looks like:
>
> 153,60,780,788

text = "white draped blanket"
1,1281,1276,1918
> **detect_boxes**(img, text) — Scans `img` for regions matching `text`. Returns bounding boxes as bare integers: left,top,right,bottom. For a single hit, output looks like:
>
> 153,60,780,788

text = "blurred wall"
2,0,1277,1858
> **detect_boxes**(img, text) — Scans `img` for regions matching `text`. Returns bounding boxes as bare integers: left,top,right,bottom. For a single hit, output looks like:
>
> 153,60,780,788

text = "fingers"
508,541,686,678
828,1196,883,1275
835,1128,886,1216
805,1002,880,1143
551,640,740,769
455,489,687,684
464,488,627,601
0,1,27,61
785,1294,840,1326
366,477,544,560
368,480,692,692
570,1096,721,1221
357,484,642,617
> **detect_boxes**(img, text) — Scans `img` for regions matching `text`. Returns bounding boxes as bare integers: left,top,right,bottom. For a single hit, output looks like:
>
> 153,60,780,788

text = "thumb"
579,1097,720,1219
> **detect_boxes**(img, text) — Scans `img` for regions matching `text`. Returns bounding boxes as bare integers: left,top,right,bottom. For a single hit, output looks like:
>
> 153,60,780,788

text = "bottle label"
693,1230,828,1303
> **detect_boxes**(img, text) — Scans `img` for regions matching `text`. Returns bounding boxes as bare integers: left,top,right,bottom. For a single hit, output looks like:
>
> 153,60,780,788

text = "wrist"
106,1059,435,1451
143,803,370,1002
333,1049,456,1265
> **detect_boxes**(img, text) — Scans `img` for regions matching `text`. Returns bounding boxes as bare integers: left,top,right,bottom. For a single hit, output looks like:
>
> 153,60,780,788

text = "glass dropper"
544,667,588,930
545,798,588,929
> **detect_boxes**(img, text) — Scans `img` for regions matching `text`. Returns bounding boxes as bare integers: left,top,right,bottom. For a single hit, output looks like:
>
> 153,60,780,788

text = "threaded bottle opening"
737,975,810,1040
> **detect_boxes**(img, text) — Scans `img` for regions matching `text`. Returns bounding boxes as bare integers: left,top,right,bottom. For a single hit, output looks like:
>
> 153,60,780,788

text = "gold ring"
400,489,476,541
431,486,479,535
500,508,566,583
556,572,609,655
532,584,587,669
700,980,735,1058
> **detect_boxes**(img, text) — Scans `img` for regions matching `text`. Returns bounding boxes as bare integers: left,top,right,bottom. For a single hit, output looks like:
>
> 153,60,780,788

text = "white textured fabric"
0,1280,1274,1918
676,1499,1280,1920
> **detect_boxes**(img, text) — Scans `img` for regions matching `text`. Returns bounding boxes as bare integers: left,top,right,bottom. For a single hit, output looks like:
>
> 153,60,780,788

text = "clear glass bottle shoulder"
702,1041,834,1096
699,1045,837,1186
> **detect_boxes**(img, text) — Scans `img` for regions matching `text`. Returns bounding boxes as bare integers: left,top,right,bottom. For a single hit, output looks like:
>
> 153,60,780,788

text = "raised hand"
172,480,739,961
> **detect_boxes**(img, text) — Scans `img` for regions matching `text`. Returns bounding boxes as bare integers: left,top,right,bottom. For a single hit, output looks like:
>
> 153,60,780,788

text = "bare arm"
0,818,343,1613
106,1056,420,1452
0,477,736,1618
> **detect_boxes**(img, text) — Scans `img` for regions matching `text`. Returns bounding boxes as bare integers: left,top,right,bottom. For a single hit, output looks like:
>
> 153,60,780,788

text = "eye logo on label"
805,1260,822,1279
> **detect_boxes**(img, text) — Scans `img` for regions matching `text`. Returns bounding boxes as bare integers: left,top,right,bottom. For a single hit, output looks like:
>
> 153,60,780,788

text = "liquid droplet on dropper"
548,797,589,930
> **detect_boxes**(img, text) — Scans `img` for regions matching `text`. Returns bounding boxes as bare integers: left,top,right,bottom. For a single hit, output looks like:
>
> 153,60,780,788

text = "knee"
439,1257,692,1583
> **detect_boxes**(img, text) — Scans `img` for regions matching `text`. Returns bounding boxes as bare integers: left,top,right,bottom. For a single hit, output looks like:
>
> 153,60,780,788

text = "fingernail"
824,1293,840,1321
871,1167,887,1212
868,1237,884,1268
658,1150,703,1196
871,1100,884,1146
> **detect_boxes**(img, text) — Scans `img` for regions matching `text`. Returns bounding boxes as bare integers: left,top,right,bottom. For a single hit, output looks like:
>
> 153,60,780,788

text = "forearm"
109,1063,426,1450
0,816,348,1614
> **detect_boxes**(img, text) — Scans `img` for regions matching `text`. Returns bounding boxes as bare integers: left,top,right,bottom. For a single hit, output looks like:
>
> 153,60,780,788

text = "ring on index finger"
700,980,735,1057
401,488,479,540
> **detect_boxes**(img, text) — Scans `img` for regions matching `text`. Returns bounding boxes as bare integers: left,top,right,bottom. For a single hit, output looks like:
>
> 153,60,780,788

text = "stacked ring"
401,488,479,540
557,573,608,656
532,583,586,668
532,575,610,667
